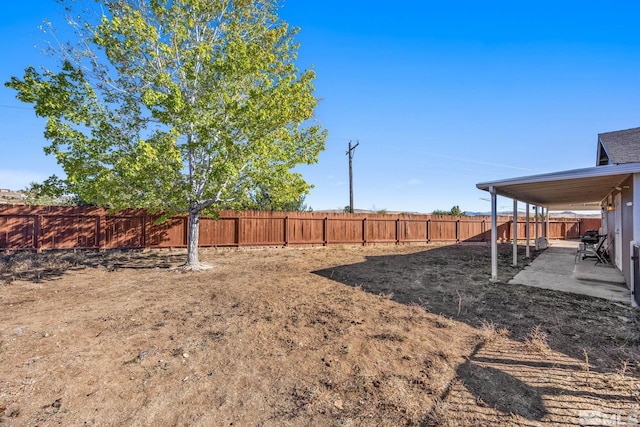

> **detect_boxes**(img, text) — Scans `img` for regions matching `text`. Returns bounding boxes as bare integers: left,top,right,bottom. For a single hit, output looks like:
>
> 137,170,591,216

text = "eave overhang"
476,163,640,210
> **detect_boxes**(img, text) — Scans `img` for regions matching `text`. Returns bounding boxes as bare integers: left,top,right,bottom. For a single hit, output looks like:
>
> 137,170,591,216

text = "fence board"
0,216,35,249
199,218,237,246
327,218,363,244
429,218,458,242
146,216,185,248
288,218,325,245
366,219,397,243
239,217,286,246
104,216,145,248
580,218,602,235
40,215,98,249
399,220,428,243
512,219,583,241
459,220,486,242
0,205,601,251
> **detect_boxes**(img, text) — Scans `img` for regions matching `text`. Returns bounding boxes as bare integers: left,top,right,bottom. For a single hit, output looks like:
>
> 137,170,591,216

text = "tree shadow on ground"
454,343,547,421
312,243,640,375
422,338,639,426
0,250,187,284
315,244,640,424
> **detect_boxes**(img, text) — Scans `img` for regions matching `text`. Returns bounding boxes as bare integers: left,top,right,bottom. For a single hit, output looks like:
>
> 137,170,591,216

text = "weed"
379,291,394,300
581,349,590,372
204,330,225,341
407,302,427,315
434,316,455,329
479,320,510,343
523,324,549,353
616,360,629,379
371,332,406,342
454,290,482,316
427,395,483,427
582,349,591,387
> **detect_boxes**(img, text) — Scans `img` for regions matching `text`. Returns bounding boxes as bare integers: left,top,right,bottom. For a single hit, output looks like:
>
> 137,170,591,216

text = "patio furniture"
596,237,614,265
575,233,609,265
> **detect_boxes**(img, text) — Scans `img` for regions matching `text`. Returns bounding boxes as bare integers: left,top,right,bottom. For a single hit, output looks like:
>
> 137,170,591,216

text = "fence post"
237,217,242,247
102,213,107,249
183,216,188,247
427,219,430,243
323,217,328,246
396,218,400,245
141,215,147,249
34,215,41,252
284,216,289,247
362,217,366,246
103,212,109,249
456,219,460,243
95,215,101,250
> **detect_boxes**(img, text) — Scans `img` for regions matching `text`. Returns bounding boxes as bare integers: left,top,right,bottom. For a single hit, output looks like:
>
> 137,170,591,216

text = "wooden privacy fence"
0,205,601,251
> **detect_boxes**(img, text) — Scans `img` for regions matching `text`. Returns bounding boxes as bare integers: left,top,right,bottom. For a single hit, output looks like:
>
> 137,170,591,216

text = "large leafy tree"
7,0,326,268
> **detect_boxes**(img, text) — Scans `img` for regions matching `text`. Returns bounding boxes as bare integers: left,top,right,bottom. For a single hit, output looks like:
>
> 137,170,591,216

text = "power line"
397,148,535,172
0,104,33,110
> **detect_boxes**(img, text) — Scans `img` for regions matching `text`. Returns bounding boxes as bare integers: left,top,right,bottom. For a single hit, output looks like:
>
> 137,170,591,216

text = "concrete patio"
509,240,632,303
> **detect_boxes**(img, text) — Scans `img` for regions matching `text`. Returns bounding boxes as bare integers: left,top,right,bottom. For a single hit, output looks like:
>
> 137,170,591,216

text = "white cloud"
407,178,422,186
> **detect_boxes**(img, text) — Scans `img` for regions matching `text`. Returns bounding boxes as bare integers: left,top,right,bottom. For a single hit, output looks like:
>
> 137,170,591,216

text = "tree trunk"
186,204,200,267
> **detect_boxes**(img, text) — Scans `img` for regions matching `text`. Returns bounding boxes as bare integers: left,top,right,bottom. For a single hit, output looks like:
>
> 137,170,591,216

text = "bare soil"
0,243,638,426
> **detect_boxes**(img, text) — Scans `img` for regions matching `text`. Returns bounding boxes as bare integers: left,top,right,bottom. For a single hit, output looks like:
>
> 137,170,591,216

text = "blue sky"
2,1,640,213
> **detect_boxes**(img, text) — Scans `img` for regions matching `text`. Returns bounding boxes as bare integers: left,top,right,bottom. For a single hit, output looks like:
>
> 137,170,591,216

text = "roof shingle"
598,127,640,165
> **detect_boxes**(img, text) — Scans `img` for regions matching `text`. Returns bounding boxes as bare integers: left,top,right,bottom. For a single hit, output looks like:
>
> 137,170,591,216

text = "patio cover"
476,162,640,283
476,162,640,211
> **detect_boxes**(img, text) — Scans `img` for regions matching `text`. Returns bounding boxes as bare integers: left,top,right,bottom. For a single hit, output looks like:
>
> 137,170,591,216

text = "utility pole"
346,140,359,213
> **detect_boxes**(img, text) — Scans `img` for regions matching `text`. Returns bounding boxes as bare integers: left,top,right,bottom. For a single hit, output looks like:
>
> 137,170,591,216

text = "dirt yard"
0,243,638,426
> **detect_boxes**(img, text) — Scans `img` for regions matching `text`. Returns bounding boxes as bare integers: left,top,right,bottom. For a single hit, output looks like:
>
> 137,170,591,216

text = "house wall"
604,176,634,289
604,198,613,243
621,176,634,288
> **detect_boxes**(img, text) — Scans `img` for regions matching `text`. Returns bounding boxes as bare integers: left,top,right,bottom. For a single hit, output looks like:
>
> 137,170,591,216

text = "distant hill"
314,209,424,215
465,210,600,218
0,190,25,205
307,209,600,218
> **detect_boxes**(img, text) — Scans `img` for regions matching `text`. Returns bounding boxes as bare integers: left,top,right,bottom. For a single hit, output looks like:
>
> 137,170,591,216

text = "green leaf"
5,0,326,265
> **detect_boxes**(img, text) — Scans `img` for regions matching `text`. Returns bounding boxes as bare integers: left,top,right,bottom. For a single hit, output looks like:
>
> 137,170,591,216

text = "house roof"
598,127,640,165
476,163,640,210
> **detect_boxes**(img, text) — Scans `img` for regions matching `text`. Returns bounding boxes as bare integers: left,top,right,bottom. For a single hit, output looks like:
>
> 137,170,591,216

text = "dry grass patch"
1,244,638,426
478,320,510,344
0,245,478,426
523,324,550,353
